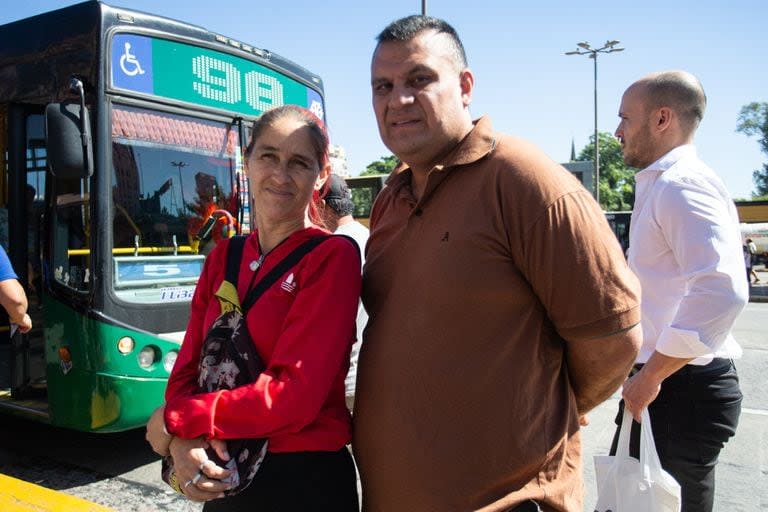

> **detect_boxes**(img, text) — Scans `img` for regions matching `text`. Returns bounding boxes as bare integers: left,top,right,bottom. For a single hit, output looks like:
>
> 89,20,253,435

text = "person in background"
353,15,641,512
743,244,753,284
146,105,361,511
0,245,32,335
613,70,747,512
747,238,760,283
320,173,370,411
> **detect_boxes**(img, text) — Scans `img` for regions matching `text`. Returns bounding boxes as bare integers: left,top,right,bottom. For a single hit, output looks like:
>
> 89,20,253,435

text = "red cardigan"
164,227,361,452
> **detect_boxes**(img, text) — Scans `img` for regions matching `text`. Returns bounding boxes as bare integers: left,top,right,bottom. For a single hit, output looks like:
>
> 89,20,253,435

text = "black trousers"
610,358,742,512
506,500,541,511
203,449,359,512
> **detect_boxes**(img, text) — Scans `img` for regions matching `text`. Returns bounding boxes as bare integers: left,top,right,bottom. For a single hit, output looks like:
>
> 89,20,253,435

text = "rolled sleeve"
558,304,641,342
655,325,713,359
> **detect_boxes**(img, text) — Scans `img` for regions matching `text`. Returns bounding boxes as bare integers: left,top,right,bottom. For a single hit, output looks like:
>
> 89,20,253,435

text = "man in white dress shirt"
613,70,747,512
321,174,370,411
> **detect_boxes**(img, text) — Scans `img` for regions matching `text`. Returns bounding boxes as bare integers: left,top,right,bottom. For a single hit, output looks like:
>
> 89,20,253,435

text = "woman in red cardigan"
146,105,361,511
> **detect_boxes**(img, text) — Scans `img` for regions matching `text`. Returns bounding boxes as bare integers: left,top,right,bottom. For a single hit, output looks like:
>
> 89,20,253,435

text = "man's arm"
0,278,31,333
622,351,692,421
566,323,641,414
651,178,748,360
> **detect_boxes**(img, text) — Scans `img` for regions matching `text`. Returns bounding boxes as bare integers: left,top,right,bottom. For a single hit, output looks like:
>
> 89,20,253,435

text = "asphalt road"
0,416,200,512
581,300,768,511
1,302,766,511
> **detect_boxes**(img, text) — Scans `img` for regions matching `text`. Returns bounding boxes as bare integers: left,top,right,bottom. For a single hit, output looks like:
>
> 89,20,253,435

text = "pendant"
250,254,265,271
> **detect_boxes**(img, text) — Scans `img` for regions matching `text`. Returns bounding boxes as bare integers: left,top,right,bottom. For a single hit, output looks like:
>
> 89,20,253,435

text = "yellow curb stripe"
0,474,115,512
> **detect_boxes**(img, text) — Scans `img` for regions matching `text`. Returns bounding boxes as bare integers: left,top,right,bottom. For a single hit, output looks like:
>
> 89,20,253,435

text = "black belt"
633,357,731,376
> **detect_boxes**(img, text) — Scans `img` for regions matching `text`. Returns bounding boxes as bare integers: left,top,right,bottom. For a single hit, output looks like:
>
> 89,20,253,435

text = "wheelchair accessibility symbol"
119,42,145,76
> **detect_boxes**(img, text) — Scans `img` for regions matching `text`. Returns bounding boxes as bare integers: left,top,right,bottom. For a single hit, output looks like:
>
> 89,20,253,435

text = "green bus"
345,174,388,227
604,211,631,255
0,0,325,432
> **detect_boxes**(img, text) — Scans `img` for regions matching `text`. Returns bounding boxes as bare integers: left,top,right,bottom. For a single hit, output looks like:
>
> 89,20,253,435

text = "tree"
361,155,398,176
576,131,636,211
736,102,768,197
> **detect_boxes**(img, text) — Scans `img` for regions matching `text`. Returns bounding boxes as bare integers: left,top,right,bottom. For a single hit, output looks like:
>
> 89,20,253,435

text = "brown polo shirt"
353,117,640,511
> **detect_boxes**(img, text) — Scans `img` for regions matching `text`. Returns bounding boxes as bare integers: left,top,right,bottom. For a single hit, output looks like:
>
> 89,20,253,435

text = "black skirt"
202,448,359,512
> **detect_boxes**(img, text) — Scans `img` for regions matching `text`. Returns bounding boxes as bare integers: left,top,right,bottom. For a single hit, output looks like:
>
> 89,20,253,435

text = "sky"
4,0,767,199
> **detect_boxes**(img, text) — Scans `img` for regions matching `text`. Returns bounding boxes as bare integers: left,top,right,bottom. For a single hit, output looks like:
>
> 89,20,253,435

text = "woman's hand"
169,437,232,502
207,438,231,463
145,405,172,456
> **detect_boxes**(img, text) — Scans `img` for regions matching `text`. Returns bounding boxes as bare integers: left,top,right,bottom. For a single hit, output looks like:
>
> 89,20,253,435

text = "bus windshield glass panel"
111,104,240,304
110,34,325,120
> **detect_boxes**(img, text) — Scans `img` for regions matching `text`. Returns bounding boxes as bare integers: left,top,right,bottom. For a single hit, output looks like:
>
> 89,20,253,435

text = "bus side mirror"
45,102,94,179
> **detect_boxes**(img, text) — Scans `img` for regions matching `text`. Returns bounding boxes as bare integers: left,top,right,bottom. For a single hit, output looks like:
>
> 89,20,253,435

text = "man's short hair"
376,15,467,70
324,174,354,217
640,71,707,133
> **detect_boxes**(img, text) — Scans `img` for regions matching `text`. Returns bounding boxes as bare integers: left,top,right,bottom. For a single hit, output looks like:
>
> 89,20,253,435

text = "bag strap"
224,235,248,285
639,408,662,481
241,235,330,313
615,407,634,459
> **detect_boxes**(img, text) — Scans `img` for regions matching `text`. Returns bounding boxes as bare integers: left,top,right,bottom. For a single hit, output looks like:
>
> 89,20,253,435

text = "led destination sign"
111,34,324,119
114,255,206,287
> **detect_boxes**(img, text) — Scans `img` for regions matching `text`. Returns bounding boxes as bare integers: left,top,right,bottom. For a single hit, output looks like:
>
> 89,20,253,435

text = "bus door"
1,103,47,403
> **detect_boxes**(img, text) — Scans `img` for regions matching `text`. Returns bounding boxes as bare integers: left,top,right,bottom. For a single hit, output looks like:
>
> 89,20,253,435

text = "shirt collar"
386,116,497,188
637,144,697,176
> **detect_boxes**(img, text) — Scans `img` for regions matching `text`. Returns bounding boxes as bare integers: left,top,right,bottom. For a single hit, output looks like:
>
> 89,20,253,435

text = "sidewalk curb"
0,474,114,512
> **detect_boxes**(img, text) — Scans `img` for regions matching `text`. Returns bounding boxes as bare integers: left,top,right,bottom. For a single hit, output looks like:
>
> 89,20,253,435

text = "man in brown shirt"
352,15,642,512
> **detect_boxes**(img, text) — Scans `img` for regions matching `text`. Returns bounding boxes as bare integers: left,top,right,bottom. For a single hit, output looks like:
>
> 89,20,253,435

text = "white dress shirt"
628,144,748,365
335,220,370,397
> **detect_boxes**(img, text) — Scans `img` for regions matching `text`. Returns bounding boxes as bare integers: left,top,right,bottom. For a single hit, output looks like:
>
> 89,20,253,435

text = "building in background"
330,145,349,177
563,160,594,198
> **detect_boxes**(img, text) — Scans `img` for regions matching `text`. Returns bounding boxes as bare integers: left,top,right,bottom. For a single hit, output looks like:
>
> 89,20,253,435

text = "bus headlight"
138,346,158,368
163,350,178,373
117,336,135,354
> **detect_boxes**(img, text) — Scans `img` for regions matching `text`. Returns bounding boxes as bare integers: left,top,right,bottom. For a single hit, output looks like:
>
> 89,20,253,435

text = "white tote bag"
593,408,681,512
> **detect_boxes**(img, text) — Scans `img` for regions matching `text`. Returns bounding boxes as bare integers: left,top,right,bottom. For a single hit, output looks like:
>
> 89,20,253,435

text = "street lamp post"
171,161,188,213
421,0,427,15
565,40,624,207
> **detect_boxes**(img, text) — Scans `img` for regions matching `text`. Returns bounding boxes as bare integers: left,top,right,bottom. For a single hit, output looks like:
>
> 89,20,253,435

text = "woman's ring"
184,471,203,488
199,460,210,472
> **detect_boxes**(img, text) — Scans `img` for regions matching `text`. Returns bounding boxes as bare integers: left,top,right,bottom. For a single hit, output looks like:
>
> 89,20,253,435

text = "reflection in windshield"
111,105,242,303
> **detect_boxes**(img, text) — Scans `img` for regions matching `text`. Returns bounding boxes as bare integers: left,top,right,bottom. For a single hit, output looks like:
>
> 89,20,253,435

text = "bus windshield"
110,104,241,304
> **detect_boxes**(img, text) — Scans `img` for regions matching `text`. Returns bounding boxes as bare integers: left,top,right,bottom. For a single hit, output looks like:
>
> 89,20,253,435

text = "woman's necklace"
245,240,268,293
244,229,302,293
249,254,264,271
